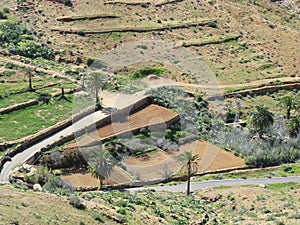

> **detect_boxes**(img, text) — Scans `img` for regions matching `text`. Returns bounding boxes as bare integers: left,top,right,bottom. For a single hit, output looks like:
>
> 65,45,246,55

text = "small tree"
177,151,200,195
88,149,116,190
287,116,300,138
86,72,109,108
249,105,274,139
24,67,34,91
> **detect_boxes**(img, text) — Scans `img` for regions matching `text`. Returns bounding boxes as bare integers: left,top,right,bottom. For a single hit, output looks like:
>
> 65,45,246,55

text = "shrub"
77,30,85,36
62,0,72,7
117,207,127,215
140,2,149,8
69,196,85,210
43,176,74,193
208,21,217,28
10,40,54,59
3,7,9,13
91,212,104,222
24,165,49,185
0,10,7,19
86,58,95,66
38,93,51,104
130,67,168,80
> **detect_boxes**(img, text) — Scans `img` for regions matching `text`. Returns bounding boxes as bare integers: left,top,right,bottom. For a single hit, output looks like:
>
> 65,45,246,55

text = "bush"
0,10,7,19
9,40,54,60
62,0,72,7
91,212,104,222
77,30,85,36
86,58,95,66
116,207,127,215
24,166,49,185
208,21,217,28
3,7,9,13
140,2,149,8
130,67,168,80
38,93,51,104
69,195,85,210
43,176,74,194
0,22,30,44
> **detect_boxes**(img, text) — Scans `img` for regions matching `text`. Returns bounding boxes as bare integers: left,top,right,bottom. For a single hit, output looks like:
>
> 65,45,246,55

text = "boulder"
33,183,43,192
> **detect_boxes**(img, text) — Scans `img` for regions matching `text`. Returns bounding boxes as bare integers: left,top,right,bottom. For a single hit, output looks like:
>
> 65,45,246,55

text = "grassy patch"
0,94,74,142
268,182,300,191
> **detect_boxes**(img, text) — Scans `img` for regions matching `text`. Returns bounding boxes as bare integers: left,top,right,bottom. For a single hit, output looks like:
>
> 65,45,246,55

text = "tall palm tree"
86,72,109,108
287,116,300,138
177,151,200,195
88,149,116,190
249,105,274,139
278,96,297,120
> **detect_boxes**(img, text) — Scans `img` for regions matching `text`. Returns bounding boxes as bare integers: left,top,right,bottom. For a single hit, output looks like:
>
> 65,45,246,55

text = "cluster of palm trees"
249,94,299,138
279,95,300,137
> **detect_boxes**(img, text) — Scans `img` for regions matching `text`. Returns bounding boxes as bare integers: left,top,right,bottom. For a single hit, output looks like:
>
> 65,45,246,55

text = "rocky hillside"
1,0,299,85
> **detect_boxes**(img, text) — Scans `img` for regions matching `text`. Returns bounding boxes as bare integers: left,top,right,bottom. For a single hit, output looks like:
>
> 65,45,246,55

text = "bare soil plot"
123,140,245,181
64,140,245,187
63,166,134,187
65,104,178,148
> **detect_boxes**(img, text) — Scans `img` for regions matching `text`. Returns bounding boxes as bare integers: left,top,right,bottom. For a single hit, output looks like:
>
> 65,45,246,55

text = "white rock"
33,183,43,192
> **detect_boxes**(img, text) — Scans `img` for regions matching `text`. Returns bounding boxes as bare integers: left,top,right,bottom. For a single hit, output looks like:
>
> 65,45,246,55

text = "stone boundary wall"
75,165,253,191
0,87,79,116
225,82,300,98
0,88,80,150
0,106,97,173
31,96,156,151
0,100,38,115
1,96,155,173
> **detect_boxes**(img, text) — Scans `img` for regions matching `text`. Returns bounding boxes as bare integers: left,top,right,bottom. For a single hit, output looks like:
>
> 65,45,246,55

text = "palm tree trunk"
95,89,100,108
187,162,191,195
99,177,103,190
29,73,33,91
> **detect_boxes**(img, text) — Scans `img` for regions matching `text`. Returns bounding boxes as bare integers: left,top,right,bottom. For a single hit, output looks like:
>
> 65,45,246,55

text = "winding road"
128,176,300,192
0,110,107,182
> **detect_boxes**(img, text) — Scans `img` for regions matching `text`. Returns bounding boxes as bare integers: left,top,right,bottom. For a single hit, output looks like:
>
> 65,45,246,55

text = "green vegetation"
105,74,147,94
130,67,168,80
1,182,299,224
87,148,116,190
248,105,274,138
0,22,54,59
86,72,109,107
0,94,74,142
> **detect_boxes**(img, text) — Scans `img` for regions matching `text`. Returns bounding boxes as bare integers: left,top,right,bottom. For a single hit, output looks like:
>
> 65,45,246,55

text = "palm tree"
86,72,109,108
287,116,300,138
88,149,116,190
278,96,297,120
177,151,200,195
249,105,274,139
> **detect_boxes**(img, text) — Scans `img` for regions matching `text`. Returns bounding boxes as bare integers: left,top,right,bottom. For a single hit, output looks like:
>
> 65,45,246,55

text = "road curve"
0,110,107,182
128,176,300,192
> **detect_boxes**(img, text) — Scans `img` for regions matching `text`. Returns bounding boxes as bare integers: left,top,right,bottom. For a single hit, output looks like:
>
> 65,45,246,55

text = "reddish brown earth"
64,141,245,187
65,104,178,148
